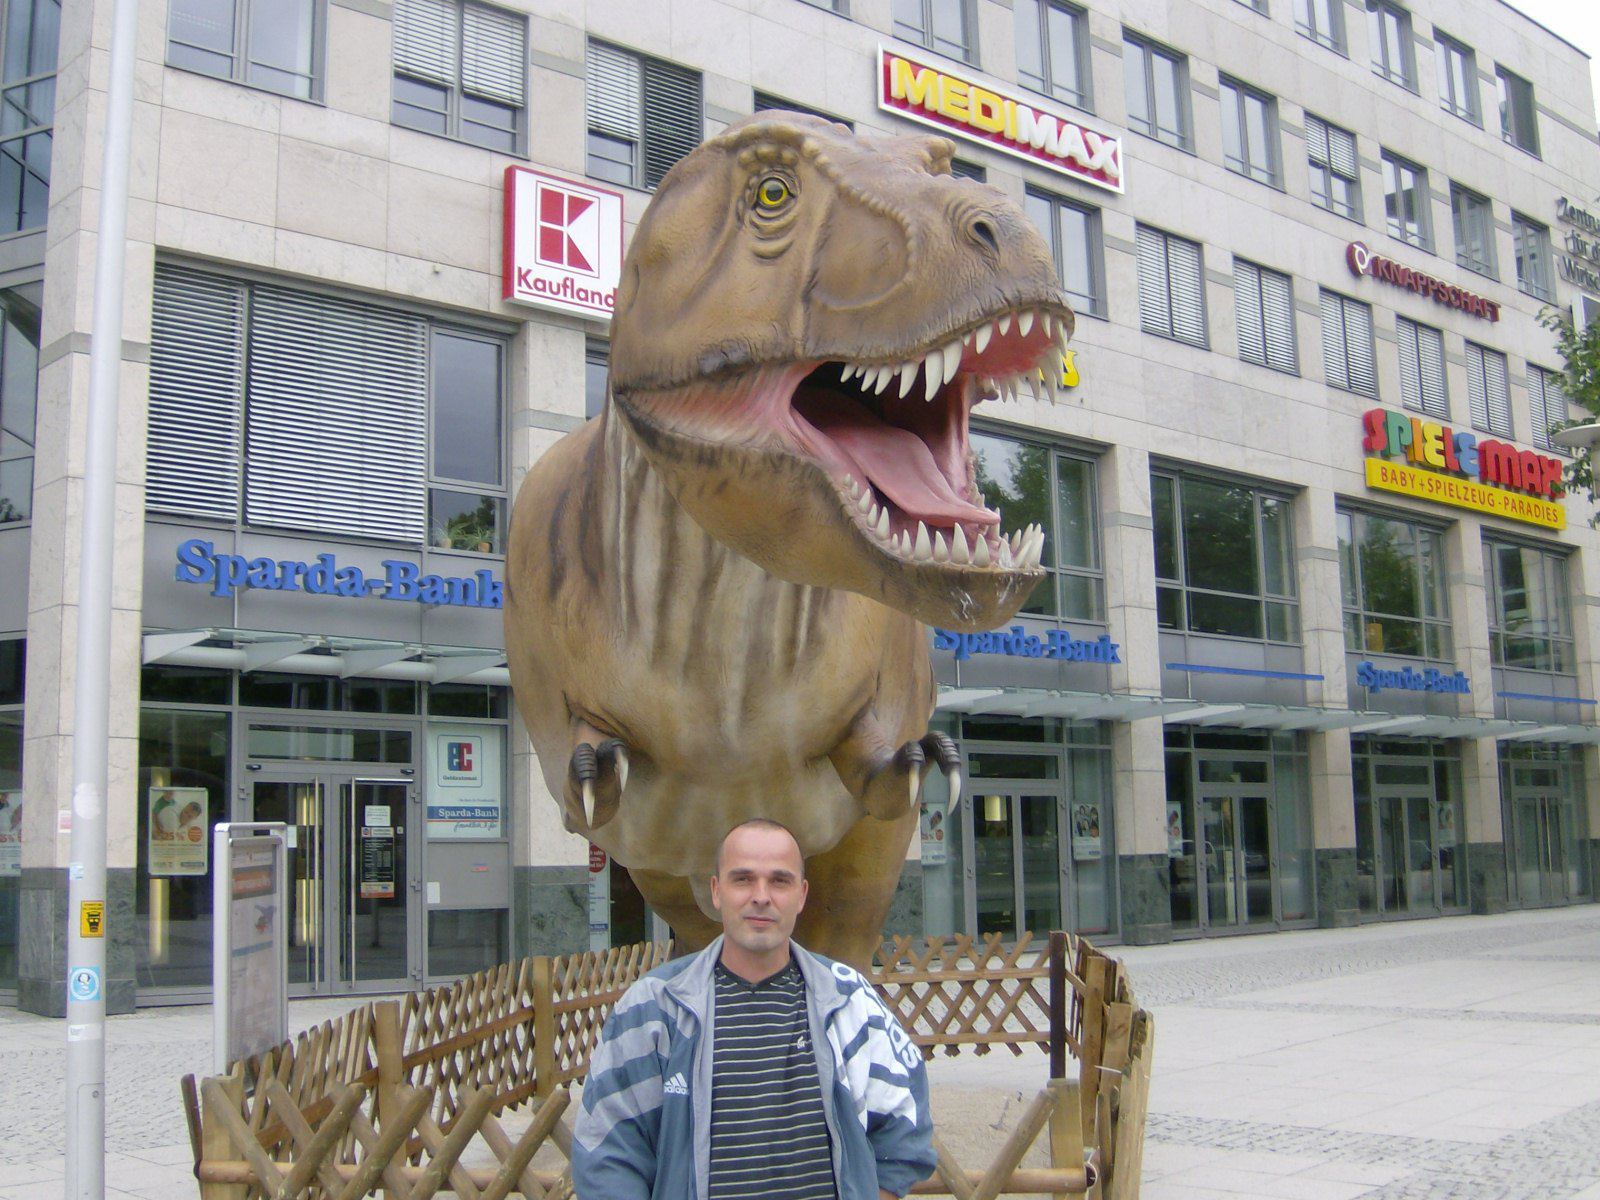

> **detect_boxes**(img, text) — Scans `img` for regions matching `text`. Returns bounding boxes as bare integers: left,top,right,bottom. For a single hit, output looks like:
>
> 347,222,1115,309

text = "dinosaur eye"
756,177,791,209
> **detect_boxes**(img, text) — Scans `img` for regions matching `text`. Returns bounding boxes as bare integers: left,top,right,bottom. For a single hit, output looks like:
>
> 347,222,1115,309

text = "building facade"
1,0,1597,1012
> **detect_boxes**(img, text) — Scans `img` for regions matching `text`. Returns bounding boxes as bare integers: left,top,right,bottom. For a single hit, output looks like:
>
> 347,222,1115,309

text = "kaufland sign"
502,167,624,320
877,46,1124,194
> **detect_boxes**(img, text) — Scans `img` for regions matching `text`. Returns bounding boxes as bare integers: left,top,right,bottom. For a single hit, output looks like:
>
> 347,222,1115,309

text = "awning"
142,628,510,687
936,686,1600,744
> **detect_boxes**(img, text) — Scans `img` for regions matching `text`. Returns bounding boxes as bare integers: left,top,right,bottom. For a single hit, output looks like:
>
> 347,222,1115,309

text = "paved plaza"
0,905,1597,1198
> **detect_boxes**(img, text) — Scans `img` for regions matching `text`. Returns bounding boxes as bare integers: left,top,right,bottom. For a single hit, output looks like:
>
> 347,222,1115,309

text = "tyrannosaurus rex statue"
504,112,1073,967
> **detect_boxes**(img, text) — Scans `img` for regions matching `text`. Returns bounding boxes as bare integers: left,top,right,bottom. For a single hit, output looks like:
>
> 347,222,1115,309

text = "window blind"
1166,234,1206,347
1260,266,1295,371
1235,260,1265,365
586,41,641,141
147,267,245,520
1343,298,1376,397
1530,366,1568,452
1397,318,1447,418
244,287,428,541
393,0,456,85
641,56,702,188
1467,344,1511,436
1135,225,1169,335
462,3,525,105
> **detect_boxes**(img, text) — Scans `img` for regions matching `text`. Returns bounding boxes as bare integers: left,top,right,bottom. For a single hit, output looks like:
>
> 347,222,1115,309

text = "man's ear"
709,873,722,913
797,877,809,912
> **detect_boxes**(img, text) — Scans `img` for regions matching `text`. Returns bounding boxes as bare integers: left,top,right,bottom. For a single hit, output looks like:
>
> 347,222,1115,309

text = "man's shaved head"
715,818,805,877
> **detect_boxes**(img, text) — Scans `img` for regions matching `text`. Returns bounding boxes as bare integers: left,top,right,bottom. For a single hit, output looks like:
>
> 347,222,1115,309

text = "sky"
1501,0,1600,118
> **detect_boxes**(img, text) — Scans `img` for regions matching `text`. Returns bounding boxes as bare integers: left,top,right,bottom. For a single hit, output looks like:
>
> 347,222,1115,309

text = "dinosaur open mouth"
787,305,1071,570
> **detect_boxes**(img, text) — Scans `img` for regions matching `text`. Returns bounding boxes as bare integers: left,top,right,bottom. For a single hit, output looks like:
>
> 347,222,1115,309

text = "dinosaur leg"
794,809,920,970
829,716,965,821
564,724,631,833
626,867,722,954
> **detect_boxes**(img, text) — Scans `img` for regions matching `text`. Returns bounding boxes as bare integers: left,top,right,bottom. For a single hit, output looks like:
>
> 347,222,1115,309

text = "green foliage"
1541,307,1600,515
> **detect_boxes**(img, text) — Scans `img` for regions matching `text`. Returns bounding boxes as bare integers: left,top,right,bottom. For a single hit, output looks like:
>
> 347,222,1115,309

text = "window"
168,0,319,99
1220,78,1280,187
1152,472,1297,641
1123,34,1191,151
1367,1,1416,90
1528,365,1569,454
0,286,39,525
950,158,986,181
1450,185,1496,279
1015,0,1090,110
892,0,974,63
391,0,525,152
1320,289,1377,397
1026,188,1104,319
586,41,703,191
1484,540,1573,673
1512,213,1554,301
585,340,609,420
1,0,58,233
1396,317,1448,419
753,92,851,128
1434,33,1480,124
1495,66,1539,157
1306,114,1360,221
1135,225,1205,347
1338,510,1451,661
1465,341,1511,437
1294,0,1345,53
1382,151,1431,251
146,265,509,552
971,434,1103,620
1233,259,1297,373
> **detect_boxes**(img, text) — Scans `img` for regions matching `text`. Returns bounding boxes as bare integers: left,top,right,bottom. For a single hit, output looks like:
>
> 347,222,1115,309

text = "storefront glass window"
0,706,20,994
427,909,507,978
137,709,230,989
239,672,418,714
1500,744,1587,905
1483,540,1574,673
972,432,1103,621
1338,509,1452,660
1153,471,1298,641
141,663,231,706
1353,738,1465,917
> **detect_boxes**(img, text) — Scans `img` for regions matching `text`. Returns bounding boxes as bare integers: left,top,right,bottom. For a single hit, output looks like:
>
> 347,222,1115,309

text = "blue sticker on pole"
68,966,101,1003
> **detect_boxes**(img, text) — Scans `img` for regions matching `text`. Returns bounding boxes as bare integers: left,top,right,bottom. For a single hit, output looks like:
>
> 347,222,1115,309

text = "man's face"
710,826,809,957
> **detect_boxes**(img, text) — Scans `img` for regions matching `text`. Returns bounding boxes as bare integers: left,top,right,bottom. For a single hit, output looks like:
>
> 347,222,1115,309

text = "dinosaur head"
609,112,1072,630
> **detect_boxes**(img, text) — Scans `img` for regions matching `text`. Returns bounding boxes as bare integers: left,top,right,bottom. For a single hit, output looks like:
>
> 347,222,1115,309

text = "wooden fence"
184,931,1153,1199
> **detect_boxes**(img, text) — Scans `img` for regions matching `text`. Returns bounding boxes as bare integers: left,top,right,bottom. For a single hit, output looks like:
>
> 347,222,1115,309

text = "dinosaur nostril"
970,217,999,254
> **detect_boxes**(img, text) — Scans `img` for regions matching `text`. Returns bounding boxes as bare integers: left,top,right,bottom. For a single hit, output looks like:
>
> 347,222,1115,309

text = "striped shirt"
708,960,837,1200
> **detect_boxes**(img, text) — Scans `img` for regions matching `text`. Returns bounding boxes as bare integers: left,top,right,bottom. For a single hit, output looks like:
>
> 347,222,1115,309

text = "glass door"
1194,788,1274,930
1514,795,1569,906
248,772,417,994
969,790,1064,939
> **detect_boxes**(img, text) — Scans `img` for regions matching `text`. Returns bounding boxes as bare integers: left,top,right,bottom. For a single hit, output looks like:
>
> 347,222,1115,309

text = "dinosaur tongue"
797,391,995,526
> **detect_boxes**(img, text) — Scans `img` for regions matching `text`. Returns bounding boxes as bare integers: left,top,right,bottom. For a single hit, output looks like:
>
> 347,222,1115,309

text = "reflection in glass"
0,711,19,992
432,332,503,486
247,0,315,98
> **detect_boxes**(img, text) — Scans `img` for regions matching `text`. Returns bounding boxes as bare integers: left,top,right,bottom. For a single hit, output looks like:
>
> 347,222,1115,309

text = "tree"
1540,307,1600,514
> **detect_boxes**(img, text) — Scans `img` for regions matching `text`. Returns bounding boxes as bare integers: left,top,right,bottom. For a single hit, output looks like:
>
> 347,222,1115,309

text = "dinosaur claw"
581,778,595,826
615,746,629,794
946,768,963,816
909,770,920,809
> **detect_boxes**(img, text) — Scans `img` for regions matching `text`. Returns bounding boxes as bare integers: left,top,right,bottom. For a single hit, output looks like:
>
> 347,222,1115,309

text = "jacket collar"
662,935,852,1022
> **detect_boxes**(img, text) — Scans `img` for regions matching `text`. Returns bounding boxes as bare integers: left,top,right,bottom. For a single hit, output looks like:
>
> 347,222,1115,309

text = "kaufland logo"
538,185,600,276
504,168,623,319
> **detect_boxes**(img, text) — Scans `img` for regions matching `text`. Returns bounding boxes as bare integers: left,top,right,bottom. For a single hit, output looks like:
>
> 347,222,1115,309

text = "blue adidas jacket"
573,937,938,1199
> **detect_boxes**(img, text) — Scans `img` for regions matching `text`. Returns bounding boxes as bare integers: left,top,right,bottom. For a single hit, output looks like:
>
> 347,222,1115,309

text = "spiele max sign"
174,539,503,609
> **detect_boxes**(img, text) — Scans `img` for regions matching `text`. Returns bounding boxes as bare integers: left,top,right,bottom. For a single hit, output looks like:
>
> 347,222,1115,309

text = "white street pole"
65,0,141,1194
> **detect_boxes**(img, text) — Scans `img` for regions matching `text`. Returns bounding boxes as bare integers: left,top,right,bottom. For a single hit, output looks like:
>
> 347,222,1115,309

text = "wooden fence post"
373,1000,403,1200
1048,931,1067,1081
533,955,556,1098
198,1074,248,1200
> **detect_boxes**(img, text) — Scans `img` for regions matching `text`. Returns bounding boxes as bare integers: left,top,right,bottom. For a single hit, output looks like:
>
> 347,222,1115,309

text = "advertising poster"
149,787,209,876
228,838,283,1064
0,791,19,877
1071,802,1103,861
1435,799,1458,845
1167,802,1185,857
360,827,396,899
919,803,948,866
427,726,503,839
588,844,610,950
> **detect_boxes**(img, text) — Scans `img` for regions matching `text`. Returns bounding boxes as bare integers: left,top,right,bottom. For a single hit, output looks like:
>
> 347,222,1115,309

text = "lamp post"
1552,423,1600,453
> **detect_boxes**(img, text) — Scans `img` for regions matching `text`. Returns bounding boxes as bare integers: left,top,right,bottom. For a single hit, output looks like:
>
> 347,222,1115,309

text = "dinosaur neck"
597,406,834,676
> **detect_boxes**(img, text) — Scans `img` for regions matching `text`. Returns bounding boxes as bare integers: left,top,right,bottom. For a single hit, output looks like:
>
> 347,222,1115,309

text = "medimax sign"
1361,408,1565,530
877,47,1124,194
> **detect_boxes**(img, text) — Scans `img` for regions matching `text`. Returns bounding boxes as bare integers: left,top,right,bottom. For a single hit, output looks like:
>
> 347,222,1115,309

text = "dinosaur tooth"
844,473,857,497
914,521,932,560
998,311,1012,335
872,365,892,394
841,364,857,381
1009,530,1022,555
897,363,918,399
857,487,874,514
924,352,941,401
1040,311,1054,337
951,524,970,563
1019,309,1036,337
940,340,962,385
1027,374,1043,404
974,535,991,567
974,322,993,354
933,530,949,562
874,505,890,540
998,538,1012,568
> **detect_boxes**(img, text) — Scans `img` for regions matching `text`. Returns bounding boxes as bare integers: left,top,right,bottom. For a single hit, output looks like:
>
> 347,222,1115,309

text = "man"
574,819,937,1200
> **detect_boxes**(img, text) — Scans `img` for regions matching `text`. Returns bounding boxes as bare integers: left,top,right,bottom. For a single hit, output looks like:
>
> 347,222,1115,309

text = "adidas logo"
663,1072,688,1096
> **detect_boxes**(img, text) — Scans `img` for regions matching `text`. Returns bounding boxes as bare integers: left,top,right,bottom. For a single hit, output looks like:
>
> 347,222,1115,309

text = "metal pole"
65,0,141,1194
